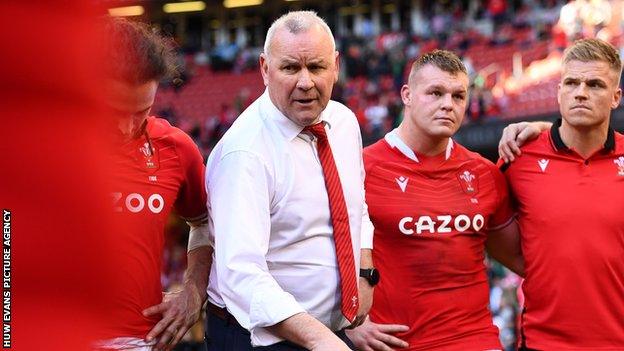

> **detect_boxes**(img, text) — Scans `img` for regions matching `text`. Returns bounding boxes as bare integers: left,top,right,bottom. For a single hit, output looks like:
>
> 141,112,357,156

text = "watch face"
361,268,380,286
370,268,380,285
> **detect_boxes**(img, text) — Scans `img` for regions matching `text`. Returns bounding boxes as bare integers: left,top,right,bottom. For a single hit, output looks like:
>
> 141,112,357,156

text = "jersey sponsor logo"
614,156,624,176
457,169,478,195
395,176,409,192
538,158,549,172
398,214,485,235
112,192,164,214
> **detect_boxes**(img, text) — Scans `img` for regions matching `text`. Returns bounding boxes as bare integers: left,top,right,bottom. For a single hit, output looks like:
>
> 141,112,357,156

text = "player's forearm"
360,248,373,269
183,245,212,302
486,241,524,277
266,312,347,350
357,248,375,322
489,249,524,277
532,121,553,132
486,223,525,277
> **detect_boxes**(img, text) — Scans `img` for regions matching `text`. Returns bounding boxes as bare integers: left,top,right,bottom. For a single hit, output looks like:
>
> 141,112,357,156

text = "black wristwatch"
359,268,380,286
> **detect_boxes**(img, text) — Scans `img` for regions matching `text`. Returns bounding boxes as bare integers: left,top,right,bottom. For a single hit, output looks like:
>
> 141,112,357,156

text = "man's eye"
432,91,442,96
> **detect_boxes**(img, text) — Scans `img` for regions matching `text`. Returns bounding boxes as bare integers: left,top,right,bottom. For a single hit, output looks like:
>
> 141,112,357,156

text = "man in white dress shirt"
205,11,375,351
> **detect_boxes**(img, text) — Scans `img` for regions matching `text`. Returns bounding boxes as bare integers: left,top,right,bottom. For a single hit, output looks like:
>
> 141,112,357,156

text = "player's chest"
511,153,624,220
110,142,184,216
366,162,498,236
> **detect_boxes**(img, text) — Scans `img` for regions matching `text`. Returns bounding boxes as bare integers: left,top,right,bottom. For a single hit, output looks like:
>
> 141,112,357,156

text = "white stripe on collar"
384,129,454,162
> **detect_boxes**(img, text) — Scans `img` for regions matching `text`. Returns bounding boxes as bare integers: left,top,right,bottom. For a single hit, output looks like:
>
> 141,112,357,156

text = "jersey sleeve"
363,145,378,176
487,162,514,231
173,130,208,222
496,157,512,174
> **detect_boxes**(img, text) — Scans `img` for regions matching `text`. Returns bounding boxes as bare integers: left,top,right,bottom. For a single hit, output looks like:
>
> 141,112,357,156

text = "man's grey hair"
263,11,336,57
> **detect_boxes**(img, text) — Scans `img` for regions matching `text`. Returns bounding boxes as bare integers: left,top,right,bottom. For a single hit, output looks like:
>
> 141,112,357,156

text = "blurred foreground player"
347,50,524,351
500,38,624,350
97,17,212,351
3,3,122,350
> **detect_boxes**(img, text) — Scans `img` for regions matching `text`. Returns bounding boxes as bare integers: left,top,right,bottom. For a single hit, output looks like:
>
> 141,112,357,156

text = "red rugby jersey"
107,116,207,338
501,120,624,350
365,136,513,351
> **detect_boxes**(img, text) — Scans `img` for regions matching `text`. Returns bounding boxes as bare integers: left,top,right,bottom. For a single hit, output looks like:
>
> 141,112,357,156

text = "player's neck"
559,120,609,159
397,125,449,157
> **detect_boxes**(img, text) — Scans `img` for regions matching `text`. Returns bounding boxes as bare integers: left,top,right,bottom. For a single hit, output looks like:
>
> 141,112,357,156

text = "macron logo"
395,176,409,192
538,159,549,172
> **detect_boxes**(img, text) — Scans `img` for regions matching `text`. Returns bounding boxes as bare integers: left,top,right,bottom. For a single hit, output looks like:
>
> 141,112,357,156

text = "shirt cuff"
360,217,374,249
249,289,305,346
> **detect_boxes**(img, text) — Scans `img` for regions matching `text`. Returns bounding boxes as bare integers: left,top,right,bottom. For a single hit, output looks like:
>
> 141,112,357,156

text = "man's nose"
440,93,453,111
574,83,589,100
296,69,314,90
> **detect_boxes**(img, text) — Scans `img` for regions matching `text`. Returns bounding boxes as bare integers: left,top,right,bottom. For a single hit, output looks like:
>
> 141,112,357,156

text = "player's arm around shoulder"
498,121,552,163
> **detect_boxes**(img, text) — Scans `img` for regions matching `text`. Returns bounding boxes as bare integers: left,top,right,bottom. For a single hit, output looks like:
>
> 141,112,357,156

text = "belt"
207,302,243,329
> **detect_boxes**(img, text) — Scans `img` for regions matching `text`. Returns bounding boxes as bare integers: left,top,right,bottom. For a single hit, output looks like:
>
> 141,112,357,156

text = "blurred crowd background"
101,0,624,349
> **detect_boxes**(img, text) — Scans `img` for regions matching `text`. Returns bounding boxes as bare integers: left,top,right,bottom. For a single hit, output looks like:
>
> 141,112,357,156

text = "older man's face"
260,24,339,127
557,59,622,130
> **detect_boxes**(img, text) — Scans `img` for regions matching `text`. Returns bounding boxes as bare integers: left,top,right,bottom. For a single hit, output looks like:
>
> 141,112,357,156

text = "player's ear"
400,84,411,106
612,87,622,109
260,53,269,87
333,51,340,84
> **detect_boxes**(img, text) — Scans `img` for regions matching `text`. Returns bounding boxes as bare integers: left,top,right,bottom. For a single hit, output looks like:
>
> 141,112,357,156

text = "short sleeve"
487,164,514,231
173,131,208,220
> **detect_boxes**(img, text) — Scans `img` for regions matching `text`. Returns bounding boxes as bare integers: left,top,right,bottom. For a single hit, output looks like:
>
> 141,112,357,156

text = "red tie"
305,122,359,322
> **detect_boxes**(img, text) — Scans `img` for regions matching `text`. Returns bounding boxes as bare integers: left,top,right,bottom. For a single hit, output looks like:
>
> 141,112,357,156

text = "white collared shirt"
206,90,374,346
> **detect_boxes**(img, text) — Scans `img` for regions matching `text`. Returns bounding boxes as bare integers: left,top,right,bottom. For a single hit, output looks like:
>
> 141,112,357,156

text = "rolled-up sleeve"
208,150,305,345
360,204,374,249
357,129,374,249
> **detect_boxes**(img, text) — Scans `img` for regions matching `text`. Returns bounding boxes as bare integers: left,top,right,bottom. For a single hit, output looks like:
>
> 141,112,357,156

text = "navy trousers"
518,346,540,351
205,310,355,351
